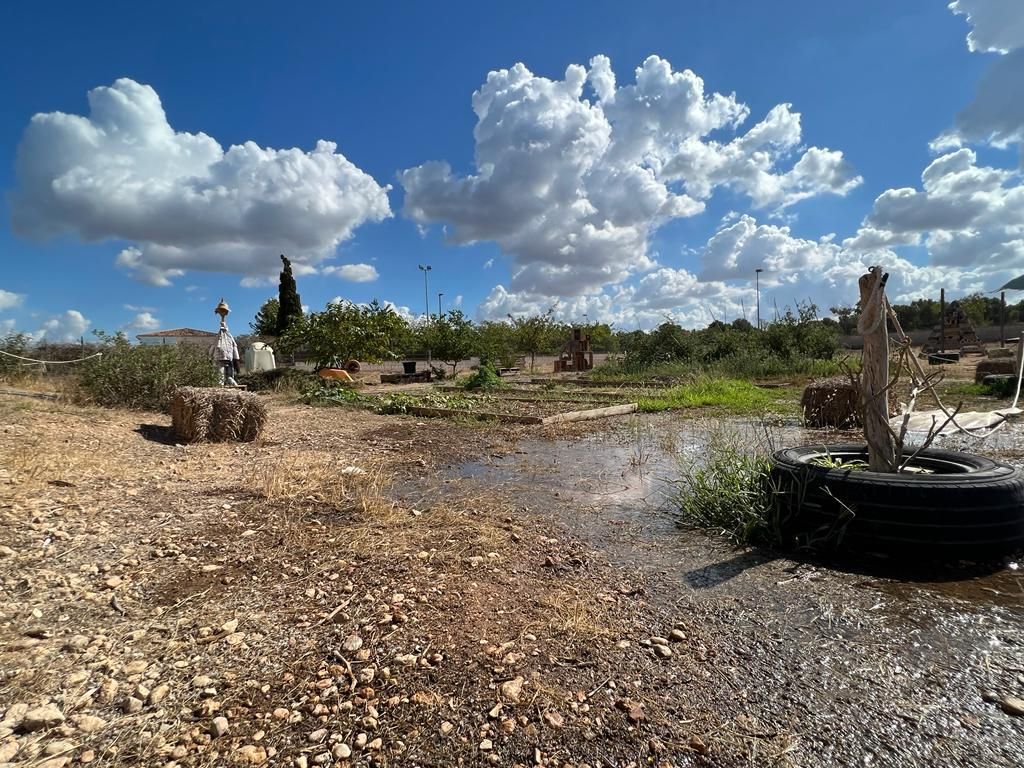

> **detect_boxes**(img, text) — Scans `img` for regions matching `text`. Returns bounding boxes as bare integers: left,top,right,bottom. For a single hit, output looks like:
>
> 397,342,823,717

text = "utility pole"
438,292,444,320
1001,290,1007,348
755,268,763,330
418,264,432,366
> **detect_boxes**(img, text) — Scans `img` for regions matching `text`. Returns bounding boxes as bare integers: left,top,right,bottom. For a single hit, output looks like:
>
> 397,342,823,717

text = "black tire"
769,444,1024,560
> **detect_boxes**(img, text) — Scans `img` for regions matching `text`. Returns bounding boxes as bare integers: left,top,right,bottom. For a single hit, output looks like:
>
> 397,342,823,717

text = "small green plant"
671,427,779,546
301,382,365,406
809,454,869,471
463,364,503,391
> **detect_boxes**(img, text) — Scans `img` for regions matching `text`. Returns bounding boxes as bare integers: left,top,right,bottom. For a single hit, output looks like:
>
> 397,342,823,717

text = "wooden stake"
858,267,896,471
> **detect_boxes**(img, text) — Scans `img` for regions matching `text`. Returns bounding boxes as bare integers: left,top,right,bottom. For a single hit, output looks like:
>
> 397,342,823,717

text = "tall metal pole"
419,264,432,367
755,268,763,330
438,292,444,319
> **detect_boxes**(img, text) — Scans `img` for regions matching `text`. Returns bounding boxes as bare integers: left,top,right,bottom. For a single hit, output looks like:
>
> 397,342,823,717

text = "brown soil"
1,395,1021,768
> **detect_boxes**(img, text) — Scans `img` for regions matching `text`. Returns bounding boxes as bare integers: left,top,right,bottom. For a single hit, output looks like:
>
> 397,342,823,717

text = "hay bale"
801,377,860,428
170,387,267,443
975,358,1017,383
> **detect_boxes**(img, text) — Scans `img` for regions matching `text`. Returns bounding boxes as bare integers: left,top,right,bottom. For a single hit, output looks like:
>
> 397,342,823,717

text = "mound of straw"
975,358,1017,383
170,387,267,443
801,377,860,428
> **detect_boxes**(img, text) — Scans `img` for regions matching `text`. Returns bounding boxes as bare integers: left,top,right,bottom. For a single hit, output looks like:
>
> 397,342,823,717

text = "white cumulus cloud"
34,310,90,342
402,55,860,299
125,311,161,333
0,289,25,312
323,263,379,282
11,78,392,286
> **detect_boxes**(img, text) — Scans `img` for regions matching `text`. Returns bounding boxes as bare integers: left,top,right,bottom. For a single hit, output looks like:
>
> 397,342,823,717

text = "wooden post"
939,288,946,353
1001,291,1006,349
858,267,896,472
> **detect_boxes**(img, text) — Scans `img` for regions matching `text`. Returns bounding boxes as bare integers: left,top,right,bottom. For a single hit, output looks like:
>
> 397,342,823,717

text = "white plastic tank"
245,342,277,373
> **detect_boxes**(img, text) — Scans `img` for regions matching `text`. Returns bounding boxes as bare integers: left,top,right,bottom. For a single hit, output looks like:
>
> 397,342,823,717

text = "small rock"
543,710,564,728
75,715,107,734
80,749,95,764
650,636,670,646
148,683,170,705
308,728,327,743
123,697,144,714
1001,696,1024,716
272,708,290,720
192,675,215,688
233,745,267,765
354,732,368,749
342,635,363,652
653,644,672,659
45,741,76,756
367,738,382,750
104,576,123,589
221,619,239,633
499,676,525,703
615,640,631,650
21,705,65,732
688,735,708,754
211,716,230,738
479,739,493,751
669,629,686,642
333,743,352,759
440,721,454,735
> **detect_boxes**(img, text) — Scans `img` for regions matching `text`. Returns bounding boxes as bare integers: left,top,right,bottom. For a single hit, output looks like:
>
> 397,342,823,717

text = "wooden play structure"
553,328,594,373
922,299,982,355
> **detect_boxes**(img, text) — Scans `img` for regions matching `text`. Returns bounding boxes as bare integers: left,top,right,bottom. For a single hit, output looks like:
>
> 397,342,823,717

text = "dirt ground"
1,394,1023,768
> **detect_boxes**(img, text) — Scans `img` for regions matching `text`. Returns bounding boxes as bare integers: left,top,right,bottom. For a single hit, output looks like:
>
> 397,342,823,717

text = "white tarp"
890,407,1023,435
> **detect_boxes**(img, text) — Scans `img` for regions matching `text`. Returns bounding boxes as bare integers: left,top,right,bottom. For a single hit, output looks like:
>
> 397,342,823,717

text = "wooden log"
540,402,639,425
858,267,896,471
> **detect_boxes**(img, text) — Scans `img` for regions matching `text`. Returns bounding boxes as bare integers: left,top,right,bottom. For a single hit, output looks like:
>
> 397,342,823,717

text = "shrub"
463,364,503,391
301,382,365,407
78,334,220,410
238,368,315,393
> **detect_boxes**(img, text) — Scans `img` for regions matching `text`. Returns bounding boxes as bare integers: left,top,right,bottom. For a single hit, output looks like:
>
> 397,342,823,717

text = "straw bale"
170,387,267,443
801,377,859,428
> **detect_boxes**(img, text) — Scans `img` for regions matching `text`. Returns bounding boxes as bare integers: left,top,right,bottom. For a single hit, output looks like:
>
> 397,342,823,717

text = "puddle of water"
452,412,1024,619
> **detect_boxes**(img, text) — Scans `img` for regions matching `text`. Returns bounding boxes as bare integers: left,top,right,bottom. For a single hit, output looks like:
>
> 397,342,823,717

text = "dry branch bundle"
170,386,267,443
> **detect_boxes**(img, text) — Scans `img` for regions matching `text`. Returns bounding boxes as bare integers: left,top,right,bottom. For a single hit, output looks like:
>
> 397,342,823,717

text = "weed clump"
462,364,503,391
671,426,780,546
638,377,774,414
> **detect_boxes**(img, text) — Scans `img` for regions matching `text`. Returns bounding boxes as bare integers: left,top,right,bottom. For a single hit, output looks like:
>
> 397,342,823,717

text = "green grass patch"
670,426,779,546
637,377,774,414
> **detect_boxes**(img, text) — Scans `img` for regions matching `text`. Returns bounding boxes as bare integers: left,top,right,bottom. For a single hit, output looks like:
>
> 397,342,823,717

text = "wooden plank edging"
406,406,543,424
540,402,639,425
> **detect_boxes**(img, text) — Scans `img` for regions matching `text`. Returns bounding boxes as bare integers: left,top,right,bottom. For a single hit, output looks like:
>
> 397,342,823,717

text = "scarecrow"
210,298,240,386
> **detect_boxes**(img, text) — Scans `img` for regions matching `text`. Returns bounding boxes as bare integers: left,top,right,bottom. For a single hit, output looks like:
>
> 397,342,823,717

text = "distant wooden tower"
922,301,982,353
554,328,594,372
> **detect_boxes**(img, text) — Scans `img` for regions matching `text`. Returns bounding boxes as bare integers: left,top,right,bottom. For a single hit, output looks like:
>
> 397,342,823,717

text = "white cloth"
211,329,239,363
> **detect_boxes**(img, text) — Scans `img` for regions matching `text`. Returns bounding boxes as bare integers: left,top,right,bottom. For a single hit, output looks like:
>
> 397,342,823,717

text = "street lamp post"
418,264,432,367
755,268,763,330
438,292,444,320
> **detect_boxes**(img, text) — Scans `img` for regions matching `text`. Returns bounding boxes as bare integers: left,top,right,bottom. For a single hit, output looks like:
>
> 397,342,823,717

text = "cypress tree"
275,254,303,336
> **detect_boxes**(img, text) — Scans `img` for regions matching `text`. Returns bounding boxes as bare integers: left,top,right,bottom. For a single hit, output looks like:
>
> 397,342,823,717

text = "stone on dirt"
20,704,65,732
499,676,525,703
211,716,230,737
1001,696,1024,716
653,644,672,659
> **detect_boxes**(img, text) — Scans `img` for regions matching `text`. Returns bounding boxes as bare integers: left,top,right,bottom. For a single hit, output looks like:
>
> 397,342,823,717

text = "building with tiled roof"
136,328,218,346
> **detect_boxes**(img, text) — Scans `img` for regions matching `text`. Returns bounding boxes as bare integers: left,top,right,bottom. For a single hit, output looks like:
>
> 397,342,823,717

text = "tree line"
829,293,1024,335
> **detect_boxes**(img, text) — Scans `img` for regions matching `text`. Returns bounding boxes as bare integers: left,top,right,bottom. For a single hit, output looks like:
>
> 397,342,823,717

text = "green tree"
422,310,476,377
275,255,303,336
476,321,517,368
250,298,279,336
829,305,860,335
508,310,557,372
278,299,408,369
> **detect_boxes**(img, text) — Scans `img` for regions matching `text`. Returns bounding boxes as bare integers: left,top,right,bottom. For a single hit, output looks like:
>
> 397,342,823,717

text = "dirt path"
1,397,1022,767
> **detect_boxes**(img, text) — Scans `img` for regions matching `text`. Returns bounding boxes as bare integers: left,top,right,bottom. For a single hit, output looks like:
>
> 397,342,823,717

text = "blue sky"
2,0,1020,339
